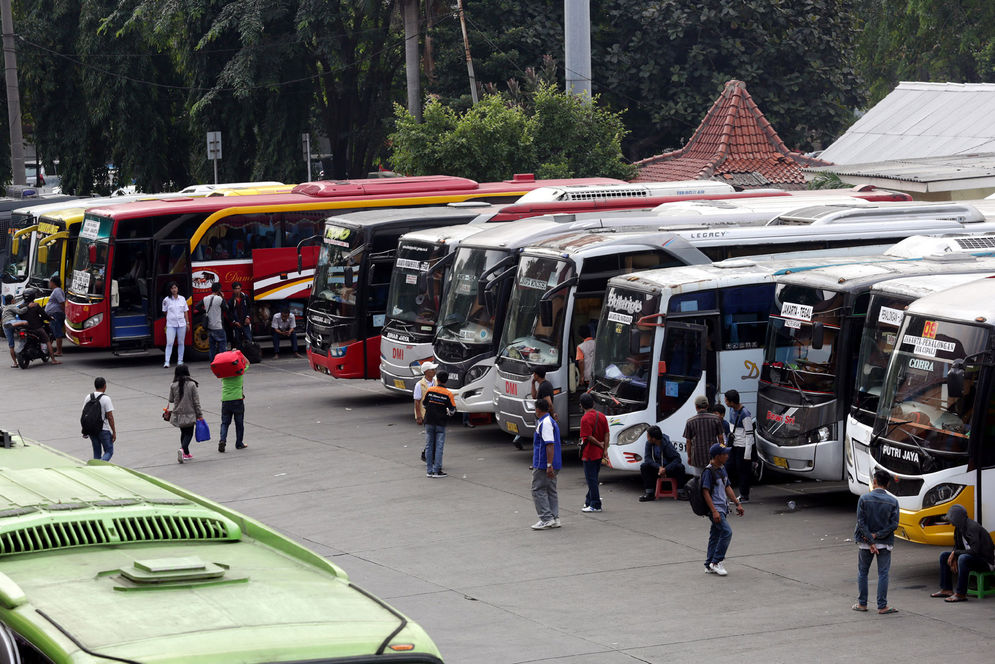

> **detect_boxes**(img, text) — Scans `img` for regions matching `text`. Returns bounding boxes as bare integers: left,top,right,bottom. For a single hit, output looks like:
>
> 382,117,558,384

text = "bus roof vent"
0,512,241,557
516,180,734,204
954,236,995,250
886,235,995,258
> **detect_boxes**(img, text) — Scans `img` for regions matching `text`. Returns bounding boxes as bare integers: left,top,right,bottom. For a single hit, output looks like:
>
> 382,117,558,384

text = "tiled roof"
633,80,828,188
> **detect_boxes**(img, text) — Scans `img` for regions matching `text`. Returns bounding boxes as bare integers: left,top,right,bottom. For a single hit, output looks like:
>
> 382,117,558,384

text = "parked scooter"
14,327,50,369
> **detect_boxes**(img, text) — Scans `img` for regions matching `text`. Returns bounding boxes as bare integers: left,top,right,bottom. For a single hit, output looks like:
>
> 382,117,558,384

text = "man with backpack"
199,281,228,362
698,444,743,576
81,377,116,461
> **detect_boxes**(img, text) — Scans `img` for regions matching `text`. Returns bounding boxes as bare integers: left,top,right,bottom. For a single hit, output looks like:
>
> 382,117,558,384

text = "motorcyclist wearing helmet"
20,289,60,365
2,294,28,368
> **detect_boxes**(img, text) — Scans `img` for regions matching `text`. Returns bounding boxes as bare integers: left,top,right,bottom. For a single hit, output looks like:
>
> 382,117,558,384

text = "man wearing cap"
414,362,438,462
683,395,725,476
702,443,743,576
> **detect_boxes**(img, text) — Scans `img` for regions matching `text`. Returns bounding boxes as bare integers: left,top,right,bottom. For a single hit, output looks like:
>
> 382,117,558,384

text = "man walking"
683,395,724,475
638,425,685,502
229,282,253,349
201,281,228,361
422,370,455,478
702,444,743,576
413,362,438,462
218,353,249,453
929,504,995,603
579,392,607,512
82,377,116,461
853,469,899,614
724,389,755,503
531,399,562,529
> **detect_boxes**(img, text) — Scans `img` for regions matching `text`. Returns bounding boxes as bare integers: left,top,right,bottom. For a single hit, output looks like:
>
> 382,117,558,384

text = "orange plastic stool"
655,476,678,500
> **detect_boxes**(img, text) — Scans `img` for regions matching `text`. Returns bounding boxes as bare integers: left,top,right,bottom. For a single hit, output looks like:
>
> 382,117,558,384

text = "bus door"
150,240,191,346
716,284,775,411
110,239,154,343
657,320,708,424
363,229,408,378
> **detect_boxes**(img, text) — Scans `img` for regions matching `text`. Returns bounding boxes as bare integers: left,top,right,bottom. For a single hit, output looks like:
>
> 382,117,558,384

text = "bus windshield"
7,228,31,279
592,286,659,412
30,226,66,284
874,316,987,461
497,256,575,372
851,294,909,426
311,223,364,318
385,241,447,330
435,247,507,357
68,216,112,301
761,286,845,395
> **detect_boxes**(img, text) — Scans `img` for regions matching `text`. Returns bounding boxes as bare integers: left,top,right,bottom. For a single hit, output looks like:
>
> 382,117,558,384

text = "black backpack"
81,393,106,437
686,466,715,517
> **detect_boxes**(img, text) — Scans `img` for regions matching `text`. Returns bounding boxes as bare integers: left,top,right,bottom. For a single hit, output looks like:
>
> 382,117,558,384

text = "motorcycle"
14,327,50,369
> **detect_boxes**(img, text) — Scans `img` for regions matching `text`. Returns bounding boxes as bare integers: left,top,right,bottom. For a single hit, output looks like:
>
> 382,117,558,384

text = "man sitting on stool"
639,425,685,502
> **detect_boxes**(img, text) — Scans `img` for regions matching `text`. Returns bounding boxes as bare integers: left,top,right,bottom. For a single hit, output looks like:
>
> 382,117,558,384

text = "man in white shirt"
271,306,301,359
82,377,116,461
200,282,228,361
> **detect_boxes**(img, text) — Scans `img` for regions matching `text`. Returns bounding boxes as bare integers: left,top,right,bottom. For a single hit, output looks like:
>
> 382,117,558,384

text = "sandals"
851,604,868,612
930,591,953,598
944,595,968,603
878,607,898,614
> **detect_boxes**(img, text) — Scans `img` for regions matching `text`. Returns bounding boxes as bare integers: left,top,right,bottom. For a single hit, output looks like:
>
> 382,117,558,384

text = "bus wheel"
189,318,210,361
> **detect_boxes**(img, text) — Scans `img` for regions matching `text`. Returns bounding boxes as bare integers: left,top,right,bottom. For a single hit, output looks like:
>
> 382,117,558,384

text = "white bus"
866,276,995,545
755,243,995,482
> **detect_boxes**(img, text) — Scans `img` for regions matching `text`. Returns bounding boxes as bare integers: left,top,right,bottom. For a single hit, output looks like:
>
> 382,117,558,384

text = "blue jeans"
424,423,446,474
857,547,892,609
208,328,227,361
939,551,990,596
220,399,245,446
89,430,113,461
706,513,733,564
583,459,602,509
272,330,298,355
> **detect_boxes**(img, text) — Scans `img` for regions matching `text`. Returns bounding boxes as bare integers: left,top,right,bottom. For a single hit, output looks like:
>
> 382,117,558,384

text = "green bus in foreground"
0,433,442,663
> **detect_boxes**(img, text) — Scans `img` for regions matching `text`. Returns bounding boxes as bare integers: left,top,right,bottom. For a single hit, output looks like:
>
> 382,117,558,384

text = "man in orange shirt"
579,393,608,512
422,371,456,478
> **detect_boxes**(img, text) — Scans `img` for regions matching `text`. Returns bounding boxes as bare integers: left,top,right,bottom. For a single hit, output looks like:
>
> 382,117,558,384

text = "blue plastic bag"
195,418,211,442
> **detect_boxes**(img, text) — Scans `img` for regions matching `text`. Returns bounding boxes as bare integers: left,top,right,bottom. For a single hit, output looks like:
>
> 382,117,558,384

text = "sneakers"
531,520,555,530
737,495,750,504
218,441,226,453
705,562,716,574
235,444,248,449
183,453,194,461
426,472,435,478
164,363,170,369
550,517,561,528
638,493,655,502
177,449,183,464
709,562,728,576
581,505,602,513
433,470,448,478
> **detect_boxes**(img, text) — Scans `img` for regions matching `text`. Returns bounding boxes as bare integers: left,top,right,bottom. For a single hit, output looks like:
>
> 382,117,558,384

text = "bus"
64,175,619,356
437,200,973,417
0,433,443,662
755,242,995,481
846,265,995,495
866,276,995,545
374,182,890,393
1,196,77,298
589,229,995,471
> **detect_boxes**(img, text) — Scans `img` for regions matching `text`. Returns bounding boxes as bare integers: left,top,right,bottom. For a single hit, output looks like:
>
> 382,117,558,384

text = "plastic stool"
655,476,678,500
967,570,995,599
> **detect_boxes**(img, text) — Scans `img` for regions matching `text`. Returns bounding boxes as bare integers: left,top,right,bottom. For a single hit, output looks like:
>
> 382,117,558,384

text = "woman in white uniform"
162,281,190,367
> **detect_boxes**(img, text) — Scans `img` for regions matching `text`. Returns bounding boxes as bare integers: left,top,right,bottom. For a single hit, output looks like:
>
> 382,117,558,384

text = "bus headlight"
83,313,103,329
808,424,836,445
922,483,964,508
617,423,650,446
464,365,489,384
330,346,347,358
844,436,854,465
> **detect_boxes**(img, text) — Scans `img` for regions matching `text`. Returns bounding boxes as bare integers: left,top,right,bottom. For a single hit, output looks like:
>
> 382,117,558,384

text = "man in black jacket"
638,425,685,502
930,504,995,602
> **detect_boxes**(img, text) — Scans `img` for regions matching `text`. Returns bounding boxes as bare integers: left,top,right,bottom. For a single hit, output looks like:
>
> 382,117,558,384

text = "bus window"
281,211,328,250
668,291,717,314
195,213,281,261
719,284,774,349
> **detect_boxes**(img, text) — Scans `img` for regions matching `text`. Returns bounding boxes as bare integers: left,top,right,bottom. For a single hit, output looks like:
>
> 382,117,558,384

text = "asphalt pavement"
3,347,993,663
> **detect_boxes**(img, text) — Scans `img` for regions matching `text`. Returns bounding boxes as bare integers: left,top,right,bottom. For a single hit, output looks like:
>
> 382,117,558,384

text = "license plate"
772,456,789,469
506,422,519,434
393,379,406,389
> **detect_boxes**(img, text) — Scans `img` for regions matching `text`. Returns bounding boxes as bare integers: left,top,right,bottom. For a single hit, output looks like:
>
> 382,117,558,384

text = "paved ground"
3,348,993,663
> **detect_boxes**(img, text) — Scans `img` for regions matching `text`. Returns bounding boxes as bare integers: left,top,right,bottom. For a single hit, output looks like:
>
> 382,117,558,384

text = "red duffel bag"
210,350,248,378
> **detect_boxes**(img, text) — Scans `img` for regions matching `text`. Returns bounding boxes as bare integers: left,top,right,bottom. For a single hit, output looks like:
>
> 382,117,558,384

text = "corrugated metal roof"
820,82,995,164
806,153,995,185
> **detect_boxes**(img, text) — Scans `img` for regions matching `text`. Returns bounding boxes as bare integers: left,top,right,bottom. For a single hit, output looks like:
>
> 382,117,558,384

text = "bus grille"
0,514,239,556
954,236,995,250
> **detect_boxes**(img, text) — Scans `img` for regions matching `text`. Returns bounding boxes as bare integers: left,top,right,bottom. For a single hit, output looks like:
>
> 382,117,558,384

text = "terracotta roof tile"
633,80,829,188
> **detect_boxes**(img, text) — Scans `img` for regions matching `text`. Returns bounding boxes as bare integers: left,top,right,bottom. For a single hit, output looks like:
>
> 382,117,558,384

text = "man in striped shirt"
683,395,725,476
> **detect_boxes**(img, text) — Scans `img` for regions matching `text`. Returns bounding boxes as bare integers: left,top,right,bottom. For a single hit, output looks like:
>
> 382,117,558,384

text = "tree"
856,0,995,104
389,81,636,181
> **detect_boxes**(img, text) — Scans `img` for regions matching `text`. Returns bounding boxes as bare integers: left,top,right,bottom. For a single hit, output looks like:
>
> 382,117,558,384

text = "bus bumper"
756,436,844,481
895,486,974,546
380,340,435,394
309,338,381,379
452,364,498,413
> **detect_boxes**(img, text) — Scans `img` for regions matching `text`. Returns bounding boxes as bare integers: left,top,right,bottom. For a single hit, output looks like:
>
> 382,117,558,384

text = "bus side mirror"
88,244,97,264
948,360,965,398
38,245,48,265
539,299,553,327
297,254,303,274
811,322,825,350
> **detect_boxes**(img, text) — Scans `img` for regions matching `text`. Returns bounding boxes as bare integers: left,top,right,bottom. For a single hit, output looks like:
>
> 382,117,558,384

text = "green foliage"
855,0,995,104
806,172,850,190
389,83,636,181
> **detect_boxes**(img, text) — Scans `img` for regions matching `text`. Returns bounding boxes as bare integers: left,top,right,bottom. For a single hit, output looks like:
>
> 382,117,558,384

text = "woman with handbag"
164,365,204,463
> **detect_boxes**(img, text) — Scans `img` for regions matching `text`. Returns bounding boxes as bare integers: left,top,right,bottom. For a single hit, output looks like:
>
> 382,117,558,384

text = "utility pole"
1,0,26,185
403,0,421,121
456,0,478,104
564,0,592,100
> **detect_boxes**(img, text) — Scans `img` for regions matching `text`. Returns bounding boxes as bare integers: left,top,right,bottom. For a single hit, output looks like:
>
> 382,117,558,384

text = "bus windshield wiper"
781,364,814,406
